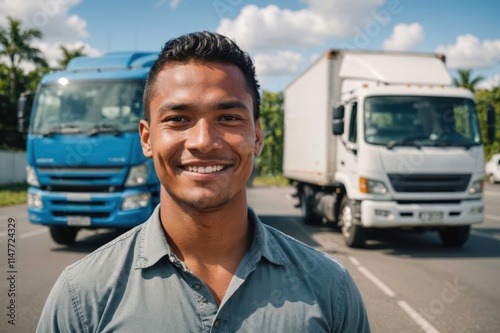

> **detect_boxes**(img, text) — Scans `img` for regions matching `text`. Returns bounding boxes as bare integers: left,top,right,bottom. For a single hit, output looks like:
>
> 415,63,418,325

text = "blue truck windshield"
31,80,144,135
364,96,482,148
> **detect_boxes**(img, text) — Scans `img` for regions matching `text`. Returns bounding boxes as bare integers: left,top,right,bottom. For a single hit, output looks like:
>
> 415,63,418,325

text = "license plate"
419,212,443,222
67,216,91,226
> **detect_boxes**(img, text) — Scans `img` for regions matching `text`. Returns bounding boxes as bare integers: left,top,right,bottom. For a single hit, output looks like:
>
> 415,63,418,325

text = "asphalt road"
1,184,499,332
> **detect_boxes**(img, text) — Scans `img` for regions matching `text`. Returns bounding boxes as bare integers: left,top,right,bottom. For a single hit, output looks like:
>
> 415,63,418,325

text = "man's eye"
219,115,239,121
167,116,187,122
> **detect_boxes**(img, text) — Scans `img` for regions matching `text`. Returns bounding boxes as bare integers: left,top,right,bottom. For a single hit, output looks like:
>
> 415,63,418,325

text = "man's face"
140,61,263,211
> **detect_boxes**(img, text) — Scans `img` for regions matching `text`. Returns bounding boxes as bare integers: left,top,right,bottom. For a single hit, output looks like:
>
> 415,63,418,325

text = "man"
37,31,370,332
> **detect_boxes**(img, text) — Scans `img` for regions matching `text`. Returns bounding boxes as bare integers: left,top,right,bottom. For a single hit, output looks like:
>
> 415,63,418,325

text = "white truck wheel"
339,197,367,248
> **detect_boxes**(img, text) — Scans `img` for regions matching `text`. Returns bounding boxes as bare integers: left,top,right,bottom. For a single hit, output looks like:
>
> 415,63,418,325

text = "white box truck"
283,49,496,248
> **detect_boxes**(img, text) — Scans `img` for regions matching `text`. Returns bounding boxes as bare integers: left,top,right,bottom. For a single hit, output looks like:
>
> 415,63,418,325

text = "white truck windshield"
364,96,482,148
31,80,144,136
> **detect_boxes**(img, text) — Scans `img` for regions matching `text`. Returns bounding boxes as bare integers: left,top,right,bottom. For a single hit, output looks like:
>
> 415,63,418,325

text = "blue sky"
2,0,500,91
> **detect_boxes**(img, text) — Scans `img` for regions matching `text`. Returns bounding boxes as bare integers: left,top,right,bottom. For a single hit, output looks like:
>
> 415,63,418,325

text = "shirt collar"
134,205,289,269
134,205,172,269
247,207,289,266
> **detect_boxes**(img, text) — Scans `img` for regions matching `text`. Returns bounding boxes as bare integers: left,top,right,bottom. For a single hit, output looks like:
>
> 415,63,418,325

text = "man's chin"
178,195,231,211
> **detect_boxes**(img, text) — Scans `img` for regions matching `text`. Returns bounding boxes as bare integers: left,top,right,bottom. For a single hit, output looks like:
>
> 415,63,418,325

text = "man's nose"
185,119,223,153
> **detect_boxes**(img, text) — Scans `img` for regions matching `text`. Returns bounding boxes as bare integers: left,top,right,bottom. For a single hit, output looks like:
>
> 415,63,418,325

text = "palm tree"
453,69,484,93
0,17,47,102
59,45,86,69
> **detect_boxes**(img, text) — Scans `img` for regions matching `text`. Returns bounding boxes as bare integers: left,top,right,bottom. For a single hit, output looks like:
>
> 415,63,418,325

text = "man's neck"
159,192,252,306
159,192,252,266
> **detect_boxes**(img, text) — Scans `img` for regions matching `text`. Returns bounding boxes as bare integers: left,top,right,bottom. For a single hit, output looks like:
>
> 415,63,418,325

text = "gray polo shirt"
37,206,370,333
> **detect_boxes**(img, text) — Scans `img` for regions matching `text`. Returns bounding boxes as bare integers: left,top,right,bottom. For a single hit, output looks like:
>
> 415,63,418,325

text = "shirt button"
213,319,221,328
194,284,201,290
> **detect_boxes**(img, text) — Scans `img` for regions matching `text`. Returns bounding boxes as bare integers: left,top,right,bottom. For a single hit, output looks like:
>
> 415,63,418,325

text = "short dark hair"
143,31,260,122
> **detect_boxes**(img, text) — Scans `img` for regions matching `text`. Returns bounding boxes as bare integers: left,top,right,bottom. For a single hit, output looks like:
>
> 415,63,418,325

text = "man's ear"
139,119,153,158
254,119,264,156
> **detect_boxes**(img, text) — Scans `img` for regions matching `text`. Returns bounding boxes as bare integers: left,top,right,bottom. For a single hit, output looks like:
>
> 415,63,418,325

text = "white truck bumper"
360,199,483,228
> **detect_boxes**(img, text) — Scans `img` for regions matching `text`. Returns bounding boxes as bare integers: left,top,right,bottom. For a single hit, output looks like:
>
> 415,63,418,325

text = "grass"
0,183,28,207
251,174,290,187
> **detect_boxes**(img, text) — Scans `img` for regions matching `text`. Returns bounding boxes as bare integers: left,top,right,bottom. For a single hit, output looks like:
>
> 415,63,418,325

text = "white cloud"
155,0,181,8
254,51,304,77
170,0,181,9
436,34,500,69
382,23,424,51
476,73,500,90
33,41,102,68
0,0,88,43
0,0,105,71
216,1,385,52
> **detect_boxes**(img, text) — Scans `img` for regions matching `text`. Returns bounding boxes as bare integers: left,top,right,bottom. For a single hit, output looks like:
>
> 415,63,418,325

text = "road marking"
0,228,47,240
349,256,396,297
471,230,500,241
398,300,440,333
349,255,441,333
19,229,48,239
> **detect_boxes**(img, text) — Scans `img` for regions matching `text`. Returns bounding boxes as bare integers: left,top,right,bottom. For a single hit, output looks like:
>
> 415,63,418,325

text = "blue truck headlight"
121,193,150,211
125,163,148,187
26,166,40,187
28,192,43,208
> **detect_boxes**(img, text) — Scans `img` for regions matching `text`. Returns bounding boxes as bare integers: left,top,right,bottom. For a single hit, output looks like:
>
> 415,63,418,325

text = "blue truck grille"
37,167,126,193
388,174,471,193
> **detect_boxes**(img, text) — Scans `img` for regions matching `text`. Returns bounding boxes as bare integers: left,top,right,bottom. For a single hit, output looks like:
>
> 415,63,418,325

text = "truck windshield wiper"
386,134,428,150
433,139,475,150
86,123,121,136
42,124,81,137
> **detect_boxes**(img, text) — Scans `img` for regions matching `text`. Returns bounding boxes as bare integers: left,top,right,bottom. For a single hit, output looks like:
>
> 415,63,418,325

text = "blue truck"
17,52,160,244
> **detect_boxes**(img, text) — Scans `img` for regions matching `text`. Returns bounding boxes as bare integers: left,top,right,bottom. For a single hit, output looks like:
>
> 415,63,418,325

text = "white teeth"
185,165,225,174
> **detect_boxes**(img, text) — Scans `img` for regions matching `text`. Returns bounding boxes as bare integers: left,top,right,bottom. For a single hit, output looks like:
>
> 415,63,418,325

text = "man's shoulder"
65,224,143,278
263,224,347,276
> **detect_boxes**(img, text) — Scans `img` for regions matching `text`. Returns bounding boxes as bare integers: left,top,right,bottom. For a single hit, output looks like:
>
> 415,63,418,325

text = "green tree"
453,69,484,93
257,91,284,175
0,17,47,103
475,87,500,159
58,44,86,69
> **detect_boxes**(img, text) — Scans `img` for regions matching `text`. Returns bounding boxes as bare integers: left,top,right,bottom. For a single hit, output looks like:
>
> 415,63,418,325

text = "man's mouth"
183,165,227,174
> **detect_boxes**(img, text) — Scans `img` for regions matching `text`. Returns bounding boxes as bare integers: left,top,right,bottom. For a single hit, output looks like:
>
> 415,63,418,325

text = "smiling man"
37,32,370,332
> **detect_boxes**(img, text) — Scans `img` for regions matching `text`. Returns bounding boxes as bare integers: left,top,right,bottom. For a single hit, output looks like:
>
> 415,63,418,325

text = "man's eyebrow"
155,103,189,118
156,100,250,118
215,101,250,112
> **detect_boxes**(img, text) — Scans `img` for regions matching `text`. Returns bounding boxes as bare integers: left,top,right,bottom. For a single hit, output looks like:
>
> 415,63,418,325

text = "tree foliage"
257,91,284,175
58,44,86,69
0,16,47,103
453,69,484,93
475,87,500,160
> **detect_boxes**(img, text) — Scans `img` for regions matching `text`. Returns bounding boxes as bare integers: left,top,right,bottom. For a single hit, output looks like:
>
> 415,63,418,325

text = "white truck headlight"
28,192,43,208
26,166,40,187
360,177,388,194
125,163,148,187
121,193,150,211
469,180,483,194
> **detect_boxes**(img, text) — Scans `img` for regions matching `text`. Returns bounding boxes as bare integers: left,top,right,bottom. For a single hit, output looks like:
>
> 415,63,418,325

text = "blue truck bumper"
27,187,156,228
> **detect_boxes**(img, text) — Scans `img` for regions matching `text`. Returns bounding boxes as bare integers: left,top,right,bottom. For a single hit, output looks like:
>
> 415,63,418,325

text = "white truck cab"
283,49,496,248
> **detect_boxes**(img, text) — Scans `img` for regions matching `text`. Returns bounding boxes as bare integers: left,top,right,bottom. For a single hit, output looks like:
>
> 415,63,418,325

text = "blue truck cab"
18,52,160,244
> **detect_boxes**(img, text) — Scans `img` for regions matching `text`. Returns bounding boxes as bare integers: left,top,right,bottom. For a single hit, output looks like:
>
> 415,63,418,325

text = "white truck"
283,49,496,248
485,153,500,184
